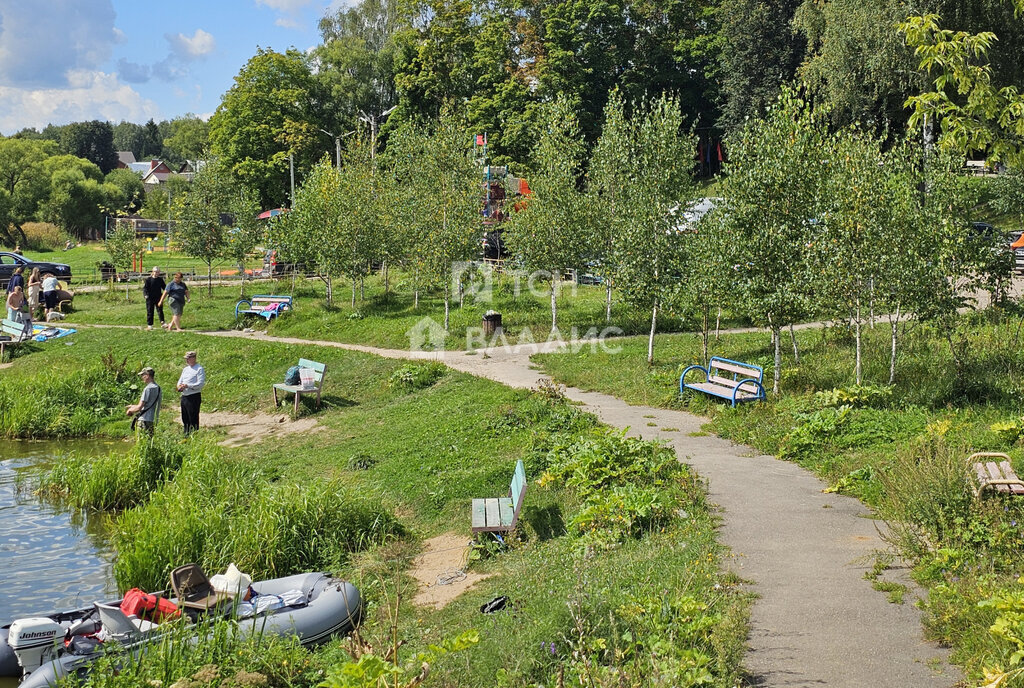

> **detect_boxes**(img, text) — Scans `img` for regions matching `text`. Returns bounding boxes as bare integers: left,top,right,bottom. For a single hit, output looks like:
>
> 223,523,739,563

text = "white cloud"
166,29,216,59
0,70,160,134
0,1,117,88
275,16,301,29
255,0,311,10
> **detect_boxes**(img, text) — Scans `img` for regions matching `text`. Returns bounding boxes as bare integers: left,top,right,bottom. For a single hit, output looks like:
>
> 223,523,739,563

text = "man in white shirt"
177,350,206,436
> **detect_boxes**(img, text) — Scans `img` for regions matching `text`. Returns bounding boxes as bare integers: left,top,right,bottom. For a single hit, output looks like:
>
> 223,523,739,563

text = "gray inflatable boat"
1,572,361,688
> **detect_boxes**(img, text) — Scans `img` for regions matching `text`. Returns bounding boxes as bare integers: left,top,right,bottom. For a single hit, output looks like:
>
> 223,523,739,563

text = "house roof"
117,151,137,167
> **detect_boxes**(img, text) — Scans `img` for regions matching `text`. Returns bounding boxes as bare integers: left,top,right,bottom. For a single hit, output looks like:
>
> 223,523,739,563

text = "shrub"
20,222,65,251
539,430,699,545
813,384,893,409
387,362,446,390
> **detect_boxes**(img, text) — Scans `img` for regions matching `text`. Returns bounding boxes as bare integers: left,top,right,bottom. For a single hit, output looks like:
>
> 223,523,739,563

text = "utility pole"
289,152,295,207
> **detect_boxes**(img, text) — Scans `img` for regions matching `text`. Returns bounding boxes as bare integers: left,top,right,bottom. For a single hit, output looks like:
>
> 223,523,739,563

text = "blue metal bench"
235,294,293,322
680,356,766,407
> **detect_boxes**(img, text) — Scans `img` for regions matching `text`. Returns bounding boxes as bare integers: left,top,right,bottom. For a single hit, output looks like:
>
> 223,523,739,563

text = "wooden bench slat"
971,456,1024,497
484,498,500,528
471,499,487,530
497,497,514,526
688,381,761,400
710,360,761,377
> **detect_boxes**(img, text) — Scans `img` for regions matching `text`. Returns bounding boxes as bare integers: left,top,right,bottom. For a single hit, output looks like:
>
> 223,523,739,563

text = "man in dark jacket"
142,267,166,330
6,266,24,294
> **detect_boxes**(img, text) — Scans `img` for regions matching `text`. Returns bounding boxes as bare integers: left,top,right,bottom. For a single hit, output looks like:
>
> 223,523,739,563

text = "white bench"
0,317,30,359
680,356,767,407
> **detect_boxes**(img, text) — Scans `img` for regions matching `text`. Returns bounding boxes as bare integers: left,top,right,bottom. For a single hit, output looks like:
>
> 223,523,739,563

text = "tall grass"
0,353,137,438
35,435,193,510
112,446,402,591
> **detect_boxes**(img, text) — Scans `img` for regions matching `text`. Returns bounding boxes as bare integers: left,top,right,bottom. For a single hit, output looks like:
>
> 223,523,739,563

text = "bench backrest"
1,318,28,339
251,295,292,308
709,357,763,393
297,359,326,387
508,459,527,526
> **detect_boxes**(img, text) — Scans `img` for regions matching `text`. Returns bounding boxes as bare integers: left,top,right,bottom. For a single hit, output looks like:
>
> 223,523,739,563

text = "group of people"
5,266,63,323
126,350,206,436
142,267,191,331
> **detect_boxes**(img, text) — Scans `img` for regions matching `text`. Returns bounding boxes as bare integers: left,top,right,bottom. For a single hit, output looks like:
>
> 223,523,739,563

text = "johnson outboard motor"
7,618,63,675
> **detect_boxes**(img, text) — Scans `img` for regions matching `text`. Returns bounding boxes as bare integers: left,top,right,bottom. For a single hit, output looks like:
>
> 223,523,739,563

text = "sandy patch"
191,410,322,447
410,533,491,609
0,362,12,370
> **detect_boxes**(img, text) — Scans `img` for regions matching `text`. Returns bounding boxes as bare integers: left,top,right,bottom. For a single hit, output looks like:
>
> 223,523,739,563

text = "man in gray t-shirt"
126,367,162,434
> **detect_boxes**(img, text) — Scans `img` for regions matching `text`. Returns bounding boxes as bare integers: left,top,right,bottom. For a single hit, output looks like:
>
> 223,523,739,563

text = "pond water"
0,439,122,622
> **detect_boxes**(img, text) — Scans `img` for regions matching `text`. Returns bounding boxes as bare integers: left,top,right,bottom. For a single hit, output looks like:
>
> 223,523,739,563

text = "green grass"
21,241,264,284
60,268,749,350
15,327,747,687
537,311,1024,683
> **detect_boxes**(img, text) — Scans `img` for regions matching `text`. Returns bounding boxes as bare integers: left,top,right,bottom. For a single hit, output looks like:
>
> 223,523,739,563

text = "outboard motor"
8,618,63,674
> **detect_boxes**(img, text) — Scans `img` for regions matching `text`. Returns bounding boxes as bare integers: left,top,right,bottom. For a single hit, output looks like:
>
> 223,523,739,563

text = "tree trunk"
773,326,782,396
359,275,364,302
324,275,332,304
647,300,658,366
715,307,722,341
701,306,710,365
854,301,863,385
444,285,450,331
207,265,213,296
789,323,800,365
459,277,465,309
888,306,900,385
383,261,389,295
550,277,558,331
351,277,356,308
605,282,612,323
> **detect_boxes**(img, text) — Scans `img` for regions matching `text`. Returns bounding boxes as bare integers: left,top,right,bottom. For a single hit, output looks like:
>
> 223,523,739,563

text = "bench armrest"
680,365,709,393
731,377,766,406
234,300,252,318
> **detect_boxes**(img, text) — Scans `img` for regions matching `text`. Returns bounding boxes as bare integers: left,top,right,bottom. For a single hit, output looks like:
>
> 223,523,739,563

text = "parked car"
0,252,72,287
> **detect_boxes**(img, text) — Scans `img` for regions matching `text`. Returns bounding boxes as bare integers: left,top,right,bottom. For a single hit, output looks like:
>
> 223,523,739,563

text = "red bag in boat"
120,588,180,621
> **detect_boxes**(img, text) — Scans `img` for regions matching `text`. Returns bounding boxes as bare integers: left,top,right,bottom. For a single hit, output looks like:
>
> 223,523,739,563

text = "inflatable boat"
0,572,361,687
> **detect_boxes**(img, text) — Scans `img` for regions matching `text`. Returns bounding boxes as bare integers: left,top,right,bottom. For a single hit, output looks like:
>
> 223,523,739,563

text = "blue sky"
0,0,347,135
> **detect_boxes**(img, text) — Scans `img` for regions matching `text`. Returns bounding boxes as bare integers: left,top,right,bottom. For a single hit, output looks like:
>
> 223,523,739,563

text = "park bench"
235,295,293,322
680,356,767,407
472,459,527,539
0,317,30,358
272,358,326,414
969,452,1024,497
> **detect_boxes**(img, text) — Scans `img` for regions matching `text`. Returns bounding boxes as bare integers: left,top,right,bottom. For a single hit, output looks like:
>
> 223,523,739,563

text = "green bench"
472,459,527,538
272,358,326,414
0,317,30,359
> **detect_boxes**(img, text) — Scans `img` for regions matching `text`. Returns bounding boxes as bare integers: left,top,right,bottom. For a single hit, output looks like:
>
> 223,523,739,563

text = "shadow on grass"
524,504,565,542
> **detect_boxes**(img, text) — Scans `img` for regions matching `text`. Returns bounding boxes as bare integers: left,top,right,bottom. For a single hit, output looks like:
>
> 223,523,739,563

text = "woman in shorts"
157,272,190,331
41,272,59,316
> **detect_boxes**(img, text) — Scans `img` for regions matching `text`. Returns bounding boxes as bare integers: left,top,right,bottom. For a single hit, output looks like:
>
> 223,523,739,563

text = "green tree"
104,221,143,293
0,137,58,245
163,115,210,166
611,94,696,365
209,48,325,209
171,158,260,294
722,90,826,394
58,120,118,174
112,121,147,159
505,97,589,331
104,169,145,215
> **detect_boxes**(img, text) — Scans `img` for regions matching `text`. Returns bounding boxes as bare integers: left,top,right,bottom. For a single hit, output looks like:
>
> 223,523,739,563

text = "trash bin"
482,312,502,336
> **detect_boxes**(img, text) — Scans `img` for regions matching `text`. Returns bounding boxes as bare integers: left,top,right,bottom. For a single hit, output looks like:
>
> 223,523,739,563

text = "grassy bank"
14,328,747,687
61,270,748,350
537,312,1024,683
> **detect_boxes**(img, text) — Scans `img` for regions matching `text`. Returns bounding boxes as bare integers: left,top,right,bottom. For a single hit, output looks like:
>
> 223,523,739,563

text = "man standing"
6,266,24,294
177,350,205,436
126,367,162,435
142,267,166,330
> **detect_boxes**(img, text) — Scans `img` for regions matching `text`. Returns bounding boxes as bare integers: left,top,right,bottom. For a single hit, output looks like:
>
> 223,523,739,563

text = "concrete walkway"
177,328,960,686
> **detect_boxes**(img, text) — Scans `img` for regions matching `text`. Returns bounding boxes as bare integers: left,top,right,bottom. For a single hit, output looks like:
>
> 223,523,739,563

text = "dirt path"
155,327,960,686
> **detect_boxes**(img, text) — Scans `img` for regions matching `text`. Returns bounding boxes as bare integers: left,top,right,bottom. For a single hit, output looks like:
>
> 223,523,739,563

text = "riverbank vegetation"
538,308,1024,682
5,328,747,687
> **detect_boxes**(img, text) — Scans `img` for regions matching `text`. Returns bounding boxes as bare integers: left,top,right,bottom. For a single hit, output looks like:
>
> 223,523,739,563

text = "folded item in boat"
235,589,306,618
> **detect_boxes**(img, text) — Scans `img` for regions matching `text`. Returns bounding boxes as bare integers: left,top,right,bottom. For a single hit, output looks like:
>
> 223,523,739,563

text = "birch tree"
504,97,589,331
722,90,825,395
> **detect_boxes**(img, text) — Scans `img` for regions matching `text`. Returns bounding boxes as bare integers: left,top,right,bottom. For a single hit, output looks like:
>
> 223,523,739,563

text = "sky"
0,0,348,135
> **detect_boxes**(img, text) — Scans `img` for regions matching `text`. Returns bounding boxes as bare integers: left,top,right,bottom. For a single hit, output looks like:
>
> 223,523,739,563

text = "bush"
387,362,446,390
20,222,66,251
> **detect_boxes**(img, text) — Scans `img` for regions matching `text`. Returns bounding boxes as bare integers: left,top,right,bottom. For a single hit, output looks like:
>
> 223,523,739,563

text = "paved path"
119,326,962,686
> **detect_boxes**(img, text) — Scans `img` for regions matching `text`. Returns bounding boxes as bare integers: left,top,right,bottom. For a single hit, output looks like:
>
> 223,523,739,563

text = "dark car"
0,252,72,287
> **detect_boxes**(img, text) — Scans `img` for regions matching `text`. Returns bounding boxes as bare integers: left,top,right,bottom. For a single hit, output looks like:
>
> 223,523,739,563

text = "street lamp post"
357,106,397,160
319,128,355,169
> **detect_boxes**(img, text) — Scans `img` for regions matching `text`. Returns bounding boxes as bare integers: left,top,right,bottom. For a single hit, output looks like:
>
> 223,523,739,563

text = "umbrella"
257,208,288,219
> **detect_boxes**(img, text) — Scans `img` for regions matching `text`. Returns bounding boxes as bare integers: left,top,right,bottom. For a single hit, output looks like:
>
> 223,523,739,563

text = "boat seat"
169,563,232,613
94,602,156,640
